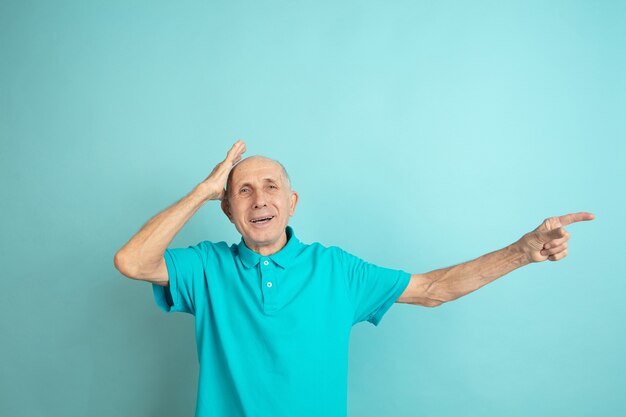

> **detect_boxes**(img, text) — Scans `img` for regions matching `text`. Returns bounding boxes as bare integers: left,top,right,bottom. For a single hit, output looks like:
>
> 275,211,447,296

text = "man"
114,139,595,417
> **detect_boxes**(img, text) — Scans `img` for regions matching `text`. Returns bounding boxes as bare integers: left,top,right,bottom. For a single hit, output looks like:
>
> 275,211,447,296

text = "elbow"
114,251,136,278
423,277,449,307
113,251,123,272
425,289,452,306
423,298,446,307
405,273,449,307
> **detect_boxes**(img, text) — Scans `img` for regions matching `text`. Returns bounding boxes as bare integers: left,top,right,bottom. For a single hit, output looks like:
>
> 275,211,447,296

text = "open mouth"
250,216,275,225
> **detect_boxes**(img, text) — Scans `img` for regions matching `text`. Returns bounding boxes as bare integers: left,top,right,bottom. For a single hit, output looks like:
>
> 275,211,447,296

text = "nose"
253,189,268,208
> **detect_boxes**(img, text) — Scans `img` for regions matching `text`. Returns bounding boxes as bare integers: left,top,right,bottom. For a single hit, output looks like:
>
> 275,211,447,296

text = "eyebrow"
236,177,279,188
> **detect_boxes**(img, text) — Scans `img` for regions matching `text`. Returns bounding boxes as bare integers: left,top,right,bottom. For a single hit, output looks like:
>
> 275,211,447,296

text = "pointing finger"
558,212,595,226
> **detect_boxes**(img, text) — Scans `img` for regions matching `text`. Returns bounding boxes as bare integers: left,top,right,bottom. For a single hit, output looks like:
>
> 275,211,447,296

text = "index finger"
558,212,596,226
227,139,246,155
226,139,246,161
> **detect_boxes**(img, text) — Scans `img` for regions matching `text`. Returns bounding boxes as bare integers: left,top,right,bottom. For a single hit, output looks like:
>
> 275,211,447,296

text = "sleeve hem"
152,249,182,313
367,271,411,326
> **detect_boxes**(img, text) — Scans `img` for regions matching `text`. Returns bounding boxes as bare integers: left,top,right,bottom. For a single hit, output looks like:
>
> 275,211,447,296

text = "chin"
249,227,278,239
245,223,283,240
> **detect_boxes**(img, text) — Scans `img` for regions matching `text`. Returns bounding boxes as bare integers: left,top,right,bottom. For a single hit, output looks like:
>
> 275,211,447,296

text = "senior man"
114,139,595,417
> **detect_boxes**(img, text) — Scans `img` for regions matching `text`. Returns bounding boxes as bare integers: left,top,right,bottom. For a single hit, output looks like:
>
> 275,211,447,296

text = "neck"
246,231,288,256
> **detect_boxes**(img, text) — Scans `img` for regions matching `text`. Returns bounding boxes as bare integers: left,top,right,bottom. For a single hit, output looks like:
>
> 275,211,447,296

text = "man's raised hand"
517,212,595,263
200,140,247,201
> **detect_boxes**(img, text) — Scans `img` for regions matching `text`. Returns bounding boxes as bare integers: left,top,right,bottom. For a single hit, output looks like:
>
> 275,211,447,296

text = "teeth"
251,216,273,223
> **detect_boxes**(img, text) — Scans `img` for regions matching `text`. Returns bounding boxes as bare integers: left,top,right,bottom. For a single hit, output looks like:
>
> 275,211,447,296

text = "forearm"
115,183,213,275
425,240,531,304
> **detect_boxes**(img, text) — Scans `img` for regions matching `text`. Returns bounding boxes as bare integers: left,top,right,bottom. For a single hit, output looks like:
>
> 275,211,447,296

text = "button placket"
260,257,277,310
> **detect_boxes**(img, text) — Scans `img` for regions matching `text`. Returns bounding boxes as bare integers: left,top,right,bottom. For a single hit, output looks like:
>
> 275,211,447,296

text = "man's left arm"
396,212,595,307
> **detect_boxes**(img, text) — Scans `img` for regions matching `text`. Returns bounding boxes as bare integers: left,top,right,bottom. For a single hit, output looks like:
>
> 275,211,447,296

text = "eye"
240,188,249,193
269,184,278,189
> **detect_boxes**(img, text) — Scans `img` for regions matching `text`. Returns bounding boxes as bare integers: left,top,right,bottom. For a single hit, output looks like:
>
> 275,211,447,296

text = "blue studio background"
1,1,624,416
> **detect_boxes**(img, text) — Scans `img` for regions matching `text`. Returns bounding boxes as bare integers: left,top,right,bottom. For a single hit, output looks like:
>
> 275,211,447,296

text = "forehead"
230,158,285,186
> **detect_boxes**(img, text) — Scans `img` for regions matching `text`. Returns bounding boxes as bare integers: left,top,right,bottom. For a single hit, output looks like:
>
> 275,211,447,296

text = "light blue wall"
1,1,624,416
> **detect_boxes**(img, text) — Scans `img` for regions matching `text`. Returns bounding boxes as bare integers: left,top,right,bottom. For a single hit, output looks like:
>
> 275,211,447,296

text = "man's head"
221,155,298,256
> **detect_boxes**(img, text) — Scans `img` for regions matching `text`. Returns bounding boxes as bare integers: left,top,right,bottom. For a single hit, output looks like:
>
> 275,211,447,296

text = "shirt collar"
237,225,302,269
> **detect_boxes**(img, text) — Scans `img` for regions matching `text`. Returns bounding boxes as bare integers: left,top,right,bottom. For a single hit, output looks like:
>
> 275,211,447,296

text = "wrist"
190,183,220,203
512,235,534,265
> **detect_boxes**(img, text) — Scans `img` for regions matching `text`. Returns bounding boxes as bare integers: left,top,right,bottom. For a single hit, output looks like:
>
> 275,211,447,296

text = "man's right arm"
113,140,247,286
113,185,212,286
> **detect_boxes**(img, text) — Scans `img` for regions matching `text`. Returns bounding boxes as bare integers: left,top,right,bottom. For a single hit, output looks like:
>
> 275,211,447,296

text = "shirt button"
266,282,273,288
263,260,269,266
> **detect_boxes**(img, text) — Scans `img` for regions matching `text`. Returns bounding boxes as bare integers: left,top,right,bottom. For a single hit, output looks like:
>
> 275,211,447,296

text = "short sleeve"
152,242,207,315
337,247,411,326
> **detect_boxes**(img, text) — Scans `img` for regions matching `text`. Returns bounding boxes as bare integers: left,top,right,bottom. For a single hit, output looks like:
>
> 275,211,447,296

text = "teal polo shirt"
152,225,411,417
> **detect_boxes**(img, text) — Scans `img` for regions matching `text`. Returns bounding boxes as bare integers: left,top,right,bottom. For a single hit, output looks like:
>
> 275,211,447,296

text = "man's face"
221,157,298,254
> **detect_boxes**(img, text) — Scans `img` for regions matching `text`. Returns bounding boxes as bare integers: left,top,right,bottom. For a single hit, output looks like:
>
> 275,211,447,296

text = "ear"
288,191,299,216
221,198,234,223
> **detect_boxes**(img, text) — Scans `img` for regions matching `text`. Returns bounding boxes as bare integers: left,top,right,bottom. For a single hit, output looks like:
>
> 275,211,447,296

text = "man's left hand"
517,212,595,263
